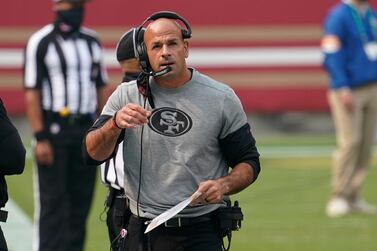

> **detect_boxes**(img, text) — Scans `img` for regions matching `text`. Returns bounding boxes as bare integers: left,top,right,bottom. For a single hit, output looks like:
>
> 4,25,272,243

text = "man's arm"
96,86,108,116
84,103,151,162
85,117,122,162
0,100,26,174
25,89,54,165
194,122,260,204
195,162,254,203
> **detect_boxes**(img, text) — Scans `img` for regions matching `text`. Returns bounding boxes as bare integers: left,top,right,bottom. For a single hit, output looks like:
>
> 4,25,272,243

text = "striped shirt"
24,24,108,114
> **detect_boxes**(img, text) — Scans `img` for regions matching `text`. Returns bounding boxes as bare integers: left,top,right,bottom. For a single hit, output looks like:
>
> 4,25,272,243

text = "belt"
163,213,214,228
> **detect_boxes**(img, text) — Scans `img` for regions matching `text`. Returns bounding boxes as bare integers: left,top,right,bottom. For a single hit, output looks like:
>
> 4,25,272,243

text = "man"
322,0,377,217
23,0,108,250
100,27,142,250
0,98,26,250
84,12,260,250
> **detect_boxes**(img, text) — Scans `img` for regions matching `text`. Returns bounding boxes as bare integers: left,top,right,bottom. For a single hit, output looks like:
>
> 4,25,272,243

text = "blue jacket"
322,1,377,90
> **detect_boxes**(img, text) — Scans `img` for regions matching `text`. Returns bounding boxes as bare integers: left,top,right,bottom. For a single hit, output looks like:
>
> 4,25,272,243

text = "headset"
135,11,192,75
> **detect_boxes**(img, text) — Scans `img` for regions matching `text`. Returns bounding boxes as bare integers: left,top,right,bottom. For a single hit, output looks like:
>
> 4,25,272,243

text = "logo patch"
148,107,192,137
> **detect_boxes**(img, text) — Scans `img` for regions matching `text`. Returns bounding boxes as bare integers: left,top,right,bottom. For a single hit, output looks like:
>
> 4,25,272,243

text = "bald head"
144,18,184,43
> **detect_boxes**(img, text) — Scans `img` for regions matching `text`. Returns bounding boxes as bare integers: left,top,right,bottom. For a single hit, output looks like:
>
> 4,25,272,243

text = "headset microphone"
151,66,172,77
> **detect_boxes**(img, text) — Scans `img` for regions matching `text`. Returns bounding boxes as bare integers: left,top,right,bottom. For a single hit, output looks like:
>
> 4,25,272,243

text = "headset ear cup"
137,42,150,73
141,43,151,72
182,29,191,39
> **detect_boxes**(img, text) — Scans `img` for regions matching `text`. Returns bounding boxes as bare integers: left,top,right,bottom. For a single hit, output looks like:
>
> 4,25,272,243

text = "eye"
152,44,161,50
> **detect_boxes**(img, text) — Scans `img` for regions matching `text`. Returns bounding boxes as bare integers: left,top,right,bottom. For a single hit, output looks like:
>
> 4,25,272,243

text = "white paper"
144,191,202,234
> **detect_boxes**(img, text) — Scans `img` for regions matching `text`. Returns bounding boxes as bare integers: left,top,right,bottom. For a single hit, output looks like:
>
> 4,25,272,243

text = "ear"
184,40,189,58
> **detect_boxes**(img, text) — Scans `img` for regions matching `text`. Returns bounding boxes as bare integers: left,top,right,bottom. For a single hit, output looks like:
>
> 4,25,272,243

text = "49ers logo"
148,107,192,137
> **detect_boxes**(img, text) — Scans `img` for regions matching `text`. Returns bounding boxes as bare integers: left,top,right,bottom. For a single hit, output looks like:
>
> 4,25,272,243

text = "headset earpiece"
136,40,150,73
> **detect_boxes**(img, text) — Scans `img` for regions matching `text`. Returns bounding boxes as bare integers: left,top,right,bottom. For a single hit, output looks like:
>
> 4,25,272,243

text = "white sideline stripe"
0,47,323,68
2,199,33,251
259,146,335,158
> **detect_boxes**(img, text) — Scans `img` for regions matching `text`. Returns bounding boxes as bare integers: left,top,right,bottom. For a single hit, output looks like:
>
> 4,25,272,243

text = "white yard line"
2,199,33,251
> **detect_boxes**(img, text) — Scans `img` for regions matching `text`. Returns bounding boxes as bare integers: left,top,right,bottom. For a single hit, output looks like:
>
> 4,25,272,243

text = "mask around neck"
54,7,84,36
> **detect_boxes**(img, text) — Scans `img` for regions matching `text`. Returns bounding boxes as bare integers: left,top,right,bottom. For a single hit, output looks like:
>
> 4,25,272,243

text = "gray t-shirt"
102,69,247,218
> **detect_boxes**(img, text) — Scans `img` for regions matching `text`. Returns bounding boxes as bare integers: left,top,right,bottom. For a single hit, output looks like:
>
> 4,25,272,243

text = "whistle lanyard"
349,4,377,44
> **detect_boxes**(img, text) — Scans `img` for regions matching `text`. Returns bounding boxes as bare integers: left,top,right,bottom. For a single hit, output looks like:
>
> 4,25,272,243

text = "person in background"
322,0,377,217
23,0,108,250
100,27,143,250
83,11,260,250
0,98,26,251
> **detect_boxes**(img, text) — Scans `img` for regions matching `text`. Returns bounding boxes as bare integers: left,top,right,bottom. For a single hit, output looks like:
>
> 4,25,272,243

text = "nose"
161,44,171,58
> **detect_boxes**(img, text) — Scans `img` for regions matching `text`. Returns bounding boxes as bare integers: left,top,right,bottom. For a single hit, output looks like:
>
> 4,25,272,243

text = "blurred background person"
100,27,142,250
0,98,26,251
23,0,108,250
322,0,377,217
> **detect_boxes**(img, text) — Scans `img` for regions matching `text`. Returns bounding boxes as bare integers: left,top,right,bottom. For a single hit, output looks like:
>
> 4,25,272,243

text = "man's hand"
192,179,229,205
35,140,53,165
114,103,151,129
339,88,354,112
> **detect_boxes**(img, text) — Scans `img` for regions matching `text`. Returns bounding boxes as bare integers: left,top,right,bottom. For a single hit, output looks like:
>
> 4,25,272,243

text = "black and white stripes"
24,24,107,114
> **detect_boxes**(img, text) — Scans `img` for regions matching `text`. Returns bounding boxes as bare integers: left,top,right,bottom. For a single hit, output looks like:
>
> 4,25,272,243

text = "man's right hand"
114,103,151,129
35,140,54,165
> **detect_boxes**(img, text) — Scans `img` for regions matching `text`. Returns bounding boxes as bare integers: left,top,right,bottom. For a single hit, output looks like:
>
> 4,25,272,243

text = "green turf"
5,135,377,251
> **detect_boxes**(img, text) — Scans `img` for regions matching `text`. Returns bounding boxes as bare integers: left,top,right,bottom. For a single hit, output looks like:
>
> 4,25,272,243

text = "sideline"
2,199,33,250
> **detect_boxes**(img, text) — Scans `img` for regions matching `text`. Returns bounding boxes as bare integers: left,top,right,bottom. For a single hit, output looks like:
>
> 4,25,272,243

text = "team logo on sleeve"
148,107,192,137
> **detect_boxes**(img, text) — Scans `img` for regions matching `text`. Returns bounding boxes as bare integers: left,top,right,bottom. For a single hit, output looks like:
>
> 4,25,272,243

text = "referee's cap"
116,28,145,62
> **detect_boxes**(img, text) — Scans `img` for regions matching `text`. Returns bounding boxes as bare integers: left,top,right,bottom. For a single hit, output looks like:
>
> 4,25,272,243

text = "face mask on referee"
55,7,84,35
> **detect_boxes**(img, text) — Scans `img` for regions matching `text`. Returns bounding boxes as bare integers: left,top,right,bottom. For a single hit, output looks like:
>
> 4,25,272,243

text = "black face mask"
122,72,141,83
55,7,84,35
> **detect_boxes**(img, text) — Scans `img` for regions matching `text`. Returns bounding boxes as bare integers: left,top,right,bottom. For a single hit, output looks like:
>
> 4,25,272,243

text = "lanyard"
349,4,377,44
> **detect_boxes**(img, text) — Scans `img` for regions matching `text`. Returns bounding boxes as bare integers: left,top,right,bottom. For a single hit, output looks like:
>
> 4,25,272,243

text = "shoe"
326,197,351,217
350,199,377,214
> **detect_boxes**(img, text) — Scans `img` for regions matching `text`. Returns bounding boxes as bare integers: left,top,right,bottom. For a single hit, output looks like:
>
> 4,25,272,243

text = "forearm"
218,162,254,195
25,90,44,134
96,86,108,116
85,118,121,161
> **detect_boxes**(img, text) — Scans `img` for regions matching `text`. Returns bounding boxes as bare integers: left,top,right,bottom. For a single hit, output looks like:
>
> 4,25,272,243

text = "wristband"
111,112,122,129
34,130,49,141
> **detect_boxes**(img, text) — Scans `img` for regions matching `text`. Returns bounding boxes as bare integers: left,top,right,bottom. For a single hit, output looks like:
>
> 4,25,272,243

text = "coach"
83,11,260,250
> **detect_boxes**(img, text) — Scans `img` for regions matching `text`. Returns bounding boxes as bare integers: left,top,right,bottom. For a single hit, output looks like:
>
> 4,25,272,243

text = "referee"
100,27,143,250
23,1,108,250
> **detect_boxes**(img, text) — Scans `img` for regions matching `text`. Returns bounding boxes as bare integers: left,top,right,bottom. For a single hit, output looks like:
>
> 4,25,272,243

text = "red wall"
1,0,341,26
2,0,374,115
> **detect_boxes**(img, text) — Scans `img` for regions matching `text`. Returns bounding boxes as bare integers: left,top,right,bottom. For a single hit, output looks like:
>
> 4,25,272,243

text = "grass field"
5,134,377,251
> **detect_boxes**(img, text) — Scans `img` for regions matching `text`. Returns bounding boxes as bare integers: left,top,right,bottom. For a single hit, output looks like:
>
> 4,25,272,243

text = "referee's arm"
25,89,44,135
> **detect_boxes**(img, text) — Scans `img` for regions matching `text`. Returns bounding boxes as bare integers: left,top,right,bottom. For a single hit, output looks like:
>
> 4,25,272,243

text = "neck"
155,68,192,89
350,0,368,9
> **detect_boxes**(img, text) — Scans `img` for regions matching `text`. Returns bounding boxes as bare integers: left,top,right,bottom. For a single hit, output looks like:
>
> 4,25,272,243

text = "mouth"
159,62,174,70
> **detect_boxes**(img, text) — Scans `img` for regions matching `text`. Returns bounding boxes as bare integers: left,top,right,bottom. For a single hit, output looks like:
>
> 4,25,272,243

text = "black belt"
162,212,215,228
43,110,93,123
0,209,8,223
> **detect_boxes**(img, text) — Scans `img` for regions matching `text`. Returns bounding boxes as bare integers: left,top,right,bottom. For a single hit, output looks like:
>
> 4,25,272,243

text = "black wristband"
34,130,49,141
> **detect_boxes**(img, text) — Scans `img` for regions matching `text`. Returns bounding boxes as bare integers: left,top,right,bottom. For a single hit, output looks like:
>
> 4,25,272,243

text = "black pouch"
216,200,244,237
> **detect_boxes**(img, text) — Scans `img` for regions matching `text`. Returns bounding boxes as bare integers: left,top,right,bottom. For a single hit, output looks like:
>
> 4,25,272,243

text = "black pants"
106,188,131,250
0,226,7,251
127,215,222,251
35,118,96,251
